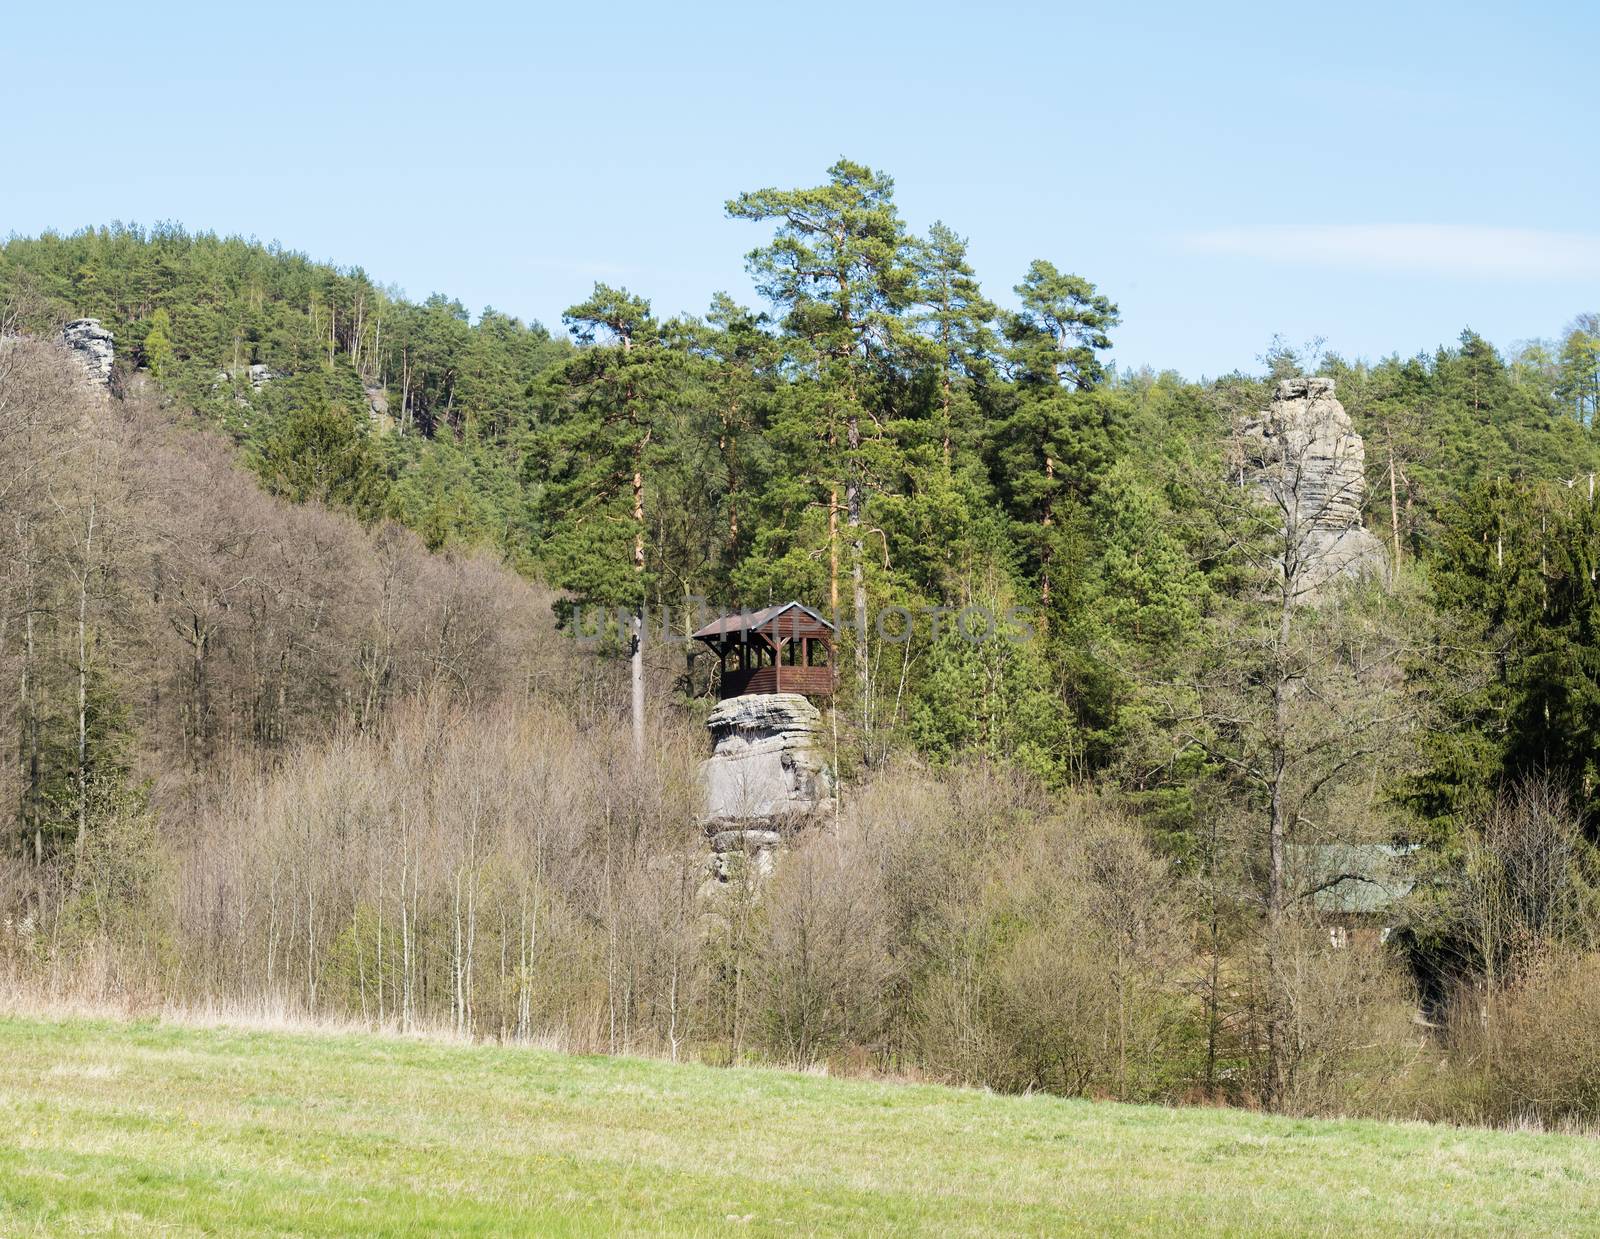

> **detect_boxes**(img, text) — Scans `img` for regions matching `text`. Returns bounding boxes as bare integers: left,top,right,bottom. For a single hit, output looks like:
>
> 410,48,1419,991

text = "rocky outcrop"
61,319,114,387
699,692,835,881
364,385,396,432
1237,377,1386,600
248,363,276,390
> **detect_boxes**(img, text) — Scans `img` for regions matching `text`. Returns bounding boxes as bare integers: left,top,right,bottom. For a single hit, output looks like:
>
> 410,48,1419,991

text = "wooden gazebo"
691,603,835,699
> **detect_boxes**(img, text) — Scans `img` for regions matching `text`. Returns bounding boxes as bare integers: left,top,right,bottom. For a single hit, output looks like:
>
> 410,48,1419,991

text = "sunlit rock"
61,319,114,387
699,692,835,883
1236,376,1387,600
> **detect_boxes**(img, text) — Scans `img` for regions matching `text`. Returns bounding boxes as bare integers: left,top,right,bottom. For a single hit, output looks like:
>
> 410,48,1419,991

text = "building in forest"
691,604,837,883
691,603,835,699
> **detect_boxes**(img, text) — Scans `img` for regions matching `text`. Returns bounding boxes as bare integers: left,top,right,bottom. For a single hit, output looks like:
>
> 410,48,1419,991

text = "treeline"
0,224,569,565
5,181,1598,803
5,163,1600,1124
0,222,568,440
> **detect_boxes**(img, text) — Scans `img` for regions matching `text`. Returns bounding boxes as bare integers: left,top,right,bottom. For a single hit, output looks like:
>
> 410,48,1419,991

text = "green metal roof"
1287,843,1416,917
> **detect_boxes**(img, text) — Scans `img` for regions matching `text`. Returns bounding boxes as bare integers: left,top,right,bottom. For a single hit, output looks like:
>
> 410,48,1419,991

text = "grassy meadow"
0,1013,1595,1236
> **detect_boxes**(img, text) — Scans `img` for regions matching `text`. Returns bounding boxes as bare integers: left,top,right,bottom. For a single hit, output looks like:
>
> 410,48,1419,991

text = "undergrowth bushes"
11,699,1600,1128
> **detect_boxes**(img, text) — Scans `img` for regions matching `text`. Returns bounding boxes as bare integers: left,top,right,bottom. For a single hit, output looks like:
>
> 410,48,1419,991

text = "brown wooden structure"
692,603,836,699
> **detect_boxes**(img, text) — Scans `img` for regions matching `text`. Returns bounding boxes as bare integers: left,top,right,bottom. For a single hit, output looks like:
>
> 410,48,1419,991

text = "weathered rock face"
1237,377,1386,600
364,384,396,433
61,319,114,387
699,692,835,881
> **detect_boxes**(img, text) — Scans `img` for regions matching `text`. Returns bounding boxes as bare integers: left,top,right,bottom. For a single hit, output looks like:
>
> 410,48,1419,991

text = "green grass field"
0,1014,1595,1236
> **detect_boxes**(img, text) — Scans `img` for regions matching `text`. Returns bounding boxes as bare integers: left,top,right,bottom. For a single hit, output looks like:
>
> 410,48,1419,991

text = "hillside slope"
0,335,569,837
1,1013,1595,1236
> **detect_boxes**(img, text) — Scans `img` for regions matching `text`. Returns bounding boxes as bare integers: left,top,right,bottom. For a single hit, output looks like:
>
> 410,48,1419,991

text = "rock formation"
699,692,835,881
365,384,396,432
1237,377,1386,600
61,319,114,387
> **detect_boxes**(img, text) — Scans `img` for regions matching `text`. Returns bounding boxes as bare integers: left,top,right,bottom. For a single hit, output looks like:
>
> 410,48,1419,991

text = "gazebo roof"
691,602,834,642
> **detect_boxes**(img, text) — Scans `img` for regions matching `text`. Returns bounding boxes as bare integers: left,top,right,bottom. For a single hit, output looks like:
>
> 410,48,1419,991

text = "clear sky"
3,0,1595,378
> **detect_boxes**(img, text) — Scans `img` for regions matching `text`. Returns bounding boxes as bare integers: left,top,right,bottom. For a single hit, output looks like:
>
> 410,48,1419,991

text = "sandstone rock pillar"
698,692,835,882
1236,376,1387,600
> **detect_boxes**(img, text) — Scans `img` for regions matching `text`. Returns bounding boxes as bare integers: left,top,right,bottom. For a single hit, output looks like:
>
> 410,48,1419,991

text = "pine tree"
916,222,998,470
728,159,921,749
683,294,781,561
993,259,1121,619
540,284,680,758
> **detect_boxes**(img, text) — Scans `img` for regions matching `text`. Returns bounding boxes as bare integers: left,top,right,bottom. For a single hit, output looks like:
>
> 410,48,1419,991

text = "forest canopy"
5,161,1600,1122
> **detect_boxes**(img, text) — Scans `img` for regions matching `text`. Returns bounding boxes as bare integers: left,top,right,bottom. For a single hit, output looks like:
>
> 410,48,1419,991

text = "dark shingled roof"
691,602,834,641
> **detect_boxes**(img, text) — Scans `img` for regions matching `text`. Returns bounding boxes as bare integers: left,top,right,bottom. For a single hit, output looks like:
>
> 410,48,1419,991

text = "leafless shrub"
750,825,893,1066
1258,923,1423,1117
1453,779,1600,987
962,800,1200,1101
1440,951,1600,1127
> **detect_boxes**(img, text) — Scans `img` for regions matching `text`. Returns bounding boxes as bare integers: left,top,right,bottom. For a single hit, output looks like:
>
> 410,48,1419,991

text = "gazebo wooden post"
691,602,837,701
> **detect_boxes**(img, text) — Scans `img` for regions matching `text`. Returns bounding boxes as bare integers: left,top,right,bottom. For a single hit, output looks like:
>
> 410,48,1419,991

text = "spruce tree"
253,381,388,521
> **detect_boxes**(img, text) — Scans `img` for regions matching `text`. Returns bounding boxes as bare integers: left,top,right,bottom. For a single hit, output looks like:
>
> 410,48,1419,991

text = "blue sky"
3,0,1594,378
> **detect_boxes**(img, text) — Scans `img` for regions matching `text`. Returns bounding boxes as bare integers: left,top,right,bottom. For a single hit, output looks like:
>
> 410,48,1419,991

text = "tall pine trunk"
720,402,740,549
631,438,646,762
1040,454,1055,619
1387,436,1401,570
828,413,840,615
846,409,868,746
